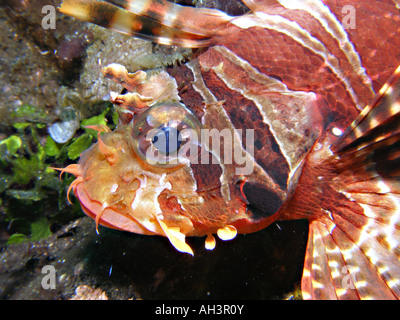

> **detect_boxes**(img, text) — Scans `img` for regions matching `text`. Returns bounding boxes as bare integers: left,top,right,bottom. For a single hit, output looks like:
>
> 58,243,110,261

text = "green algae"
1,103,116,245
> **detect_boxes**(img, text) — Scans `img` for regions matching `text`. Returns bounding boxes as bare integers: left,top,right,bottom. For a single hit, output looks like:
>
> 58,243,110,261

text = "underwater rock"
0,217,141,299
195,0,249,15
48,106,80,143
0,1,95,130
57,25,192,119
69,285,108,300
0,7,59,127
48,119,79,144
55,29,94,84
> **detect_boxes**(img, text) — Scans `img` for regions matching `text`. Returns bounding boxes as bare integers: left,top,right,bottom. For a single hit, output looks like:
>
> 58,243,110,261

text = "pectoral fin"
295,65,400,299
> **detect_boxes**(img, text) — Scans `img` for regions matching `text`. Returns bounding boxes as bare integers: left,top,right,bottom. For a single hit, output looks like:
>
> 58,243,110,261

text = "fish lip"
76,184,195,255
75,182,157,236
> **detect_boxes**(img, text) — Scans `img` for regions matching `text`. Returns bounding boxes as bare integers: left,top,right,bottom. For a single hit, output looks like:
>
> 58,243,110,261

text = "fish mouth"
75,182,156,236
74,182,196,255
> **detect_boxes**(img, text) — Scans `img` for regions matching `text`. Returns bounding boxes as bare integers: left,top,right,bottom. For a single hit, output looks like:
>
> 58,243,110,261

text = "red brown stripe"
200,67,290,191
215,25,360,129
167,64,205,119
323,0,400,91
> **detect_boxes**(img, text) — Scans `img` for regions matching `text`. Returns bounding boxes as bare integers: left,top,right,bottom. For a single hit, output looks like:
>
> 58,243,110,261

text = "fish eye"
131,102,202,168
151,126,182,155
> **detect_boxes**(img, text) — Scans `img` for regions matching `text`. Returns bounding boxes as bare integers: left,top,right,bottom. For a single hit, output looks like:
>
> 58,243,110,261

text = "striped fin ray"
303,212,400,299
331,65,400,155
300,66,400,299
59,0,232,47
105,0,232,33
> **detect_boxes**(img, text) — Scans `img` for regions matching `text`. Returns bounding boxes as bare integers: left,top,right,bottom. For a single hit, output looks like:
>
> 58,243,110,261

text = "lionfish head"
56,0,336,253
58,52,322,254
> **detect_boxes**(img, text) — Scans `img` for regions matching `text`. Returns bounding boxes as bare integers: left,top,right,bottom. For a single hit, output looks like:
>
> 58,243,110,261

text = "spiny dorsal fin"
331,65,400,155
59,0,232,47
301,66,400,299
330,64,400,181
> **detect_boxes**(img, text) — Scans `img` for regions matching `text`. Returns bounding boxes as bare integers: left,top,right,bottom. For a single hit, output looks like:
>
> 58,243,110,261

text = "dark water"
84,219,308,299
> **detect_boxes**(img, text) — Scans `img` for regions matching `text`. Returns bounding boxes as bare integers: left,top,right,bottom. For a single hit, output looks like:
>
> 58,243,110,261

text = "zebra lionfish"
57,0,400,299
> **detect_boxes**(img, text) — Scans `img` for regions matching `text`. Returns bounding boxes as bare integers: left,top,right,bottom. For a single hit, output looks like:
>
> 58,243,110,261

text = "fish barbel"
57,0,400,299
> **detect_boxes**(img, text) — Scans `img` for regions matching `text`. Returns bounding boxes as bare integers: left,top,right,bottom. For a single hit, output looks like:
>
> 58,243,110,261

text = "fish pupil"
152,126,181,155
